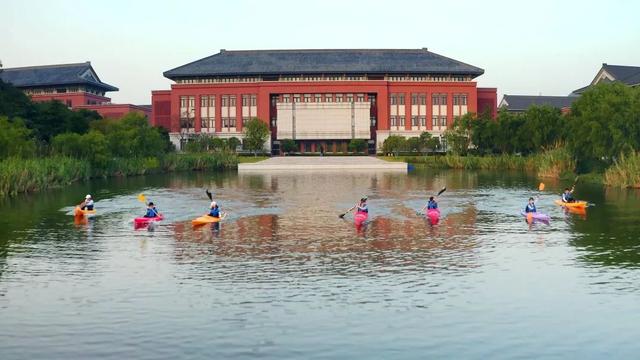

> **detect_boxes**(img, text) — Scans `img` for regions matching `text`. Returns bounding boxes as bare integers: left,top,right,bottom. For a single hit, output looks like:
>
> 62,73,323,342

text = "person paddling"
562,187,576,203
354,196,368,215
524,197,537,213
208,201,221,218
421,196,438,212
143,202,159,218
80,194,94,210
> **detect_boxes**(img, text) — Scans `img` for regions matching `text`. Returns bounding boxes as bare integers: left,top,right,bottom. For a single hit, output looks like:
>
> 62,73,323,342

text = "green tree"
52,131,109,167
227,137,241,152
522,105,565,153
92,113,171,158
566,83,640,171
348,139,367,154
382,135,407,156
0,116,36,158
280,139,297,155
405,137,422,153
243,118,270,156
444,113,475,155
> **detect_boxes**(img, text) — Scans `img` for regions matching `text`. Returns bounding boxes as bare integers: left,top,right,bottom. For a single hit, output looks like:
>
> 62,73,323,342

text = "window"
432,94,440,106
399,116,405,126
390,95,397,105
336,94,343,103
221,96,228,107
304,94,311,102
201,96,209,107
357,94,365,102
370,116,377,127
242,117,250,126
369,95,376,105
180,96,187,108
440,95,447,105
209,96,216,107
411,116,419,126
201,117,214,129
325,94,333,102
419,116,426,127
229,96,236,107
283,95,291,103
399,94,405,105
315,94,322,102
242,95,249,106
188,96,195,108
390,116,397,127
346,94,354,103
294,95,301,103
419,94,426,105
223,117,237,127
411,94,418,105
432,116,438,126
440,116,447,126
250,95,257,106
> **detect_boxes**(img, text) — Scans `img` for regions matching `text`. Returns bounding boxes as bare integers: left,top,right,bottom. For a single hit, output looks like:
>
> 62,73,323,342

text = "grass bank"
604,152,640,188
0,152,238,197
382,148,576,179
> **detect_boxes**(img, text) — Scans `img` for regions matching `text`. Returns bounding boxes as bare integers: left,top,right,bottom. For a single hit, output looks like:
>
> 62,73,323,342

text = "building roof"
0,62,118,91
500,95,577,112
164,49,485,79
572,63,640,94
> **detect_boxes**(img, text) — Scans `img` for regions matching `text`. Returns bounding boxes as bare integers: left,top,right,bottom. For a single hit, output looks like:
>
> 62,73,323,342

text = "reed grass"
0,157,91,196
604,152,640,188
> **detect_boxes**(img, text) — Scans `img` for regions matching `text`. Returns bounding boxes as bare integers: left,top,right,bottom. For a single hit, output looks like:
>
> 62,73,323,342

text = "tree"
280,139,297,155
91,113,171,158
566,83,640,171
243,118,269,156
405,137,422,153
348,139,367,154
227,137,241,152
444,113,475,155
521,105,565,154
382,135,407,156
0,116,36,158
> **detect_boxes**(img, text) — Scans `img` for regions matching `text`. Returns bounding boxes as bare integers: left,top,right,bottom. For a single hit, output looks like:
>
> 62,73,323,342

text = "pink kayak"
134,215,164,226
426,208,440,224
521,212,550,224
354,212,368,226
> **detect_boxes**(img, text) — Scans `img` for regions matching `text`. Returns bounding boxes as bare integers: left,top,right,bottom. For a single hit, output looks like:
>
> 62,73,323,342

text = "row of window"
390,93,468,106
182,95,259,108
180,117,256,129
23,86,106,96
390,115,449,127
280,93,369,103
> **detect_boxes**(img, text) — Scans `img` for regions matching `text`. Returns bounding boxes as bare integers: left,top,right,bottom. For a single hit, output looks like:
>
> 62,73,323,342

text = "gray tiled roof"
0,62,118,91
164,49,485,79
572,63,640,94
501,95,577,111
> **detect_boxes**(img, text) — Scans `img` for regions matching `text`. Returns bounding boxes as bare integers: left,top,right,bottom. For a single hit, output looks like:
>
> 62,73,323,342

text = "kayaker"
354,196,368,215
80,194,94,210
143,202,159,218
208,201,221,218
421,196,438,212
561,188,576,203
524,197,537,213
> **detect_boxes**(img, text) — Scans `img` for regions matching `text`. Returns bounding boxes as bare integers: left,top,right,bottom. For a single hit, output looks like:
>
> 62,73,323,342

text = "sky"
1,0,639,105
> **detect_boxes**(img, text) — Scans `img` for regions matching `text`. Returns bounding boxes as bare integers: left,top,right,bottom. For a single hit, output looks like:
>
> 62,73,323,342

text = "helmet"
210,201,217,208
361,195,368,201
85,194,92,199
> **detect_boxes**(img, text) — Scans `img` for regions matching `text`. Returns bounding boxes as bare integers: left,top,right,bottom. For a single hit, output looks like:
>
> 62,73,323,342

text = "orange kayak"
192,215,222,226
554,200,588,208
74,206,96,217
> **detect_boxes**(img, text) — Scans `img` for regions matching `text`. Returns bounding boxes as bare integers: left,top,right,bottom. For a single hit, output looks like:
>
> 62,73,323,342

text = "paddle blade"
205,189,213,201
538,183,545,191
338,213,346,219
437,187,447,196
137,194,146,203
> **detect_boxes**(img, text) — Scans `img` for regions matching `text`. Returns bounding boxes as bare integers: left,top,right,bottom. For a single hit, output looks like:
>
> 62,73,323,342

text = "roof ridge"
3,61,91,71
222,48,431,53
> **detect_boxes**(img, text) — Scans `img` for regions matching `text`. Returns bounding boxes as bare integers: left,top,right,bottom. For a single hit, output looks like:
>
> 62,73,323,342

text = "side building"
499,95,577,114
0,61,151,119
151,48,497,153
572,63,640,94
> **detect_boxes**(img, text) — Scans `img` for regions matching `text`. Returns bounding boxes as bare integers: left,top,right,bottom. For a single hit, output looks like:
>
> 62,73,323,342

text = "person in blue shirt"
143,202,159,218
524,197,537,213
561,188,575,203
420,196,438,213
208,201,221,218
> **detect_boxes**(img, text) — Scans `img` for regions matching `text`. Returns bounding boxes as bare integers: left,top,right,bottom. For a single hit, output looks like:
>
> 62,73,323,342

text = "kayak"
521,211,550,224
354,212,368,226
554,200,588,208
192,215,222,226
426,208,440,224
134,215,164,225
74,206,96,217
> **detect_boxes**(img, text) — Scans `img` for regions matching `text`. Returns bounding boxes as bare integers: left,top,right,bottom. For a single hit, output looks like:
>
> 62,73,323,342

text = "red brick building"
151,49,496,153
0,62,151,119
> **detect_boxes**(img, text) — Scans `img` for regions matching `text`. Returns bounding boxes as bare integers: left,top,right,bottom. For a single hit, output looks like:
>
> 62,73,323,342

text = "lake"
1,167,639,359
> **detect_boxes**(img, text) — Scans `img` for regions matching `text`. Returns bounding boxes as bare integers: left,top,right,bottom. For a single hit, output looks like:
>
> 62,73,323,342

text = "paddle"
338,205,356,219
418,187,447,215
206,189,213,201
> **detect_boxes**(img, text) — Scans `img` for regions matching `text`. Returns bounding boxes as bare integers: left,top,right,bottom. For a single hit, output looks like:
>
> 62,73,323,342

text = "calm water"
1,167,640,359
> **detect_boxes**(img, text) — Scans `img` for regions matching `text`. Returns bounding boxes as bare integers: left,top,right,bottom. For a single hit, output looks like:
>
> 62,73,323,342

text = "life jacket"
145,207,158,217
209,207,220,218
427,200,438,209
524,203,536,213
562,192,574,202
356,204,368,213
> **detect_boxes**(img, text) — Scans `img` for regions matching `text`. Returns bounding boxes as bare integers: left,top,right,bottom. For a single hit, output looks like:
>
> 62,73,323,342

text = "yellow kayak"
192,215,222,226
74,206,96,217
554,200,588,208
